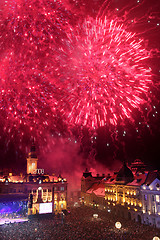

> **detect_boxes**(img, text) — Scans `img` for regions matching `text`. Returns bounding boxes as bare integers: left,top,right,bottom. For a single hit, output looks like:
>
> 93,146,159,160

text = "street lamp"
153,237,160,240
115,222,122,229
93,214,98,219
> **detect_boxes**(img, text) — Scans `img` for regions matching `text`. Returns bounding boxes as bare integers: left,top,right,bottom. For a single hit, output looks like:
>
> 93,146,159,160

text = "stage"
0,217,28,225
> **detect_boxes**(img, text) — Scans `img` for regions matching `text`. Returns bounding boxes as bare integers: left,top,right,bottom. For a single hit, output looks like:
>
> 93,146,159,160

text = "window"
33,189,37,193
61,194,64,200
144,195,147,201
156,195,160,202
153,206,155,214
43,189,47,193
153,218,156,225
48,189,52,192
60,187,64,191
152,195,155,202
61,203,63,208
54,204,56,209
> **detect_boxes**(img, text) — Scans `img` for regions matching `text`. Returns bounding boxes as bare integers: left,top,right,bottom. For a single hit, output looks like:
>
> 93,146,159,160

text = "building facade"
81,168,106,208
81,160,160,228
141,171,160,227
0,145,67,216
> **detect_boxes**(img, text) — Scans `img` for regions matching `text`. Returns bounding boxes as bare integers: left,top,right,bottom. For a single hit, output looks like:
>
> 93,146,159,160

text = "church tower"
27,145,38,174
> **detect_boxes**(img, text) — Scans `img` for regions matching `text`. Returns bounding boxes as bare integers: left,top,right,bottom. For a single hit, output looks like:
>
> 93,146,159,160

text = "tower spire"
27,144,38,174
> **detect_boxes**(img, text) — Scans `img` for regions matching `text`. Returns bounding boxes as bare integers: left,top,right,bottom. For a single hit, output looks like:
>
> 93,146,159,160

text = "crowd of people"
0,206,160,240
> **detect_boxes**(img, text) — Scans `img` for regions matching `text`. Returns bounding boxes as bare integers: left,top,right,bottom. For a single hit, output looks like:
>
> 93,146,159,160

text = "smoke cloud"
38,137,122,196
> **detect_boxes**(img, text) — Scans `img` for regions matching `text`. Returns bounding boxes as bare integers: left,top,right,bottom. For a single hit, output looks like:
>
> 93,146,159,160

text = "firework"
60,17,153,130
0,0,159,154
0,0,74,149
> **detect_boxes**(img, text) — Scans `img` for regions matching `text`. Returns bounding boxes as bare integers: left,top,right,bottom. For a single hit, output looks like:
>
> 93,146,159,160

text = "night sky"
0,0,160,173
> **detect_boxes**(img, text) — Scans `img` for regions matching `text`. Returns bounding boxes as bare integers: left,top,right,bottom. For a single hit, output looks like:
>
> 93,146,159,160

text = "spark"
60,17,153,131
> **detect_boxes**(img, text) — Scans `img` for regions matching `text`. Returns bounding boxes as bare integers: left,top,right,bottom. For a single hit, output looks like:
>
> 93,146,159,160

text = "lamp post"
115,222,122,229
93,214,98,219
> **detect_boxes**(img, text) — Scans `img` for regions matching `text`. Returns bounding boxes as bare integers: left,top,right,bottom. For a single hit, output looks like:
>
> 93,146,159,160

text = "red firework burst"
59,17,153,129
0,0,159,154
0,0,73,149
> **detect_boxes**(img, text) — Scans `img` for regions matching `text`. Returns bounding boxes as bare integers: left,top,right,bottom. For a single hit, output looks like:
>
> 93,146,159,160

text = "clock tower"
27,145,38,174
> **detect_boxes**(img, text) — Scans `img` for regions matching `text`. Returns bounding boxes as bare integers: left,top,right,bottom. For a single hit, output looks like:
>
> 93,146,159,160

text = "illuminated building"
104,162,145,223
81,168,107,208
141,171,160,227
81,160,160,228
0,145,67,216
